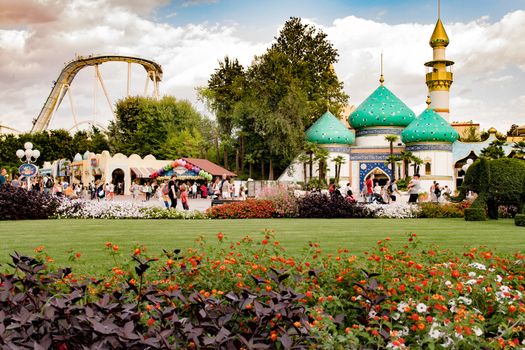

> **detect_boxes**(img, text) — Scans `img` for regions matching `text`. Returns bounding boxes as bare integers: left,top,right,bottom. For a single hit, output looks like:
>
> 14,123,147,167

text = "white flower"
468,271,477,277
416,303,427,313
473,327,483,336
368,310,377,318
457,296,472,305
397,301,409,313
496,275,503,283
468,262,487,271
445,280,452,288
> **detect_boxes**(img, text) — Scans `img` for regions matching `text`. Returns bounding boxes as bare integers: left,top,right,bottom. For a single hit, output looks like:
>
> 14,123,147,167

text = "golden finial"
430,0,449,48
426,95,431,109
379,52,384,85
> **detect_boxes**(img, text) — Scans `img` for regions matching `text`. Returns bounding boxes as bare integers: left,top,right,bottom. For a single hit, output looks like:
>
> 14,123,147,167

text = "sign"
19,163,38,178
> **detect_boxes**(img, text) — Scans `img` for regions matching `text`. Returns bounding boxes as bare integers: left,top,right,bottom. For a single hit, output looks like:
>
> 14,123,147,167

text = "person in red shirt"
180,185,189,210
365,175,374,203
200,183,207,199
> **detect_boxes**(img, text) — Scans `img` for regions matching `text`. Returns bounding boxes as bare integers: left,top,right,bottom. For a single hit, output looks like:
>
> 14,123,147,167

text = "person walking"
168,179,177,209
407,174,421,203
0,168,7,187
365,175,374,203
389,180,401,202
181,184,189,210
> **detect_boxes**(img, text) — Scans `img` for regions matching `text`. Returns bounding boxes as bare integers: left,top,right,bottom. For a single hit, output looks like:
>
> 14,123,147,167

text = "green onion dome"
305,111,355,145
401,108,459,143
348,85,416,129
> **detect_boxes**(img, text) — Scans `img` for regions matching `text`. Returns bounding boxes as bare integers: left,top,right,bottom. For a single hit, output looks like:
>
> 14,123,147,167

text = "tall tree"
400,151,413,179
332,155,346,184
385,135,398,180
199,57,245,169
272,17,348,126
512,141,525,159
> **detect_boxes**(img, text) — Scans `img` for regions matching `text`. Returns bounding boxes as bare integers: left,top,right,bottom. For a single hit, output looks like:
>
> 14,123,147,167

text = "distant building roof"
182,158,236,177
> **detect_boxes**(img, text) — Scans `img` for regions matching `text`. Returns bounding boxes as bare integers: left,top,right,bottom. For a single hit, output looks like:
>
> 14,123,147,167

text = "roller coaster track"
31,54,163,133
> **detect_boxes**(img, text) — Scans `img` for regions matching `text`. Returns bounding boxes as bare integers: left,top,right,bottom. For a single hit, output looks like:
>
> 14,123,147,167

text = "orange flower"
112,244,119,252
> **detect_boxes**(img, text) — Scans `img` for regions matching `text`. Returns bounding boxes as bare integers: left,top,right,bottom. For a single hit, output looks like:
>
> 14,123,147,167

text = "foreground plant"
1,231,524,349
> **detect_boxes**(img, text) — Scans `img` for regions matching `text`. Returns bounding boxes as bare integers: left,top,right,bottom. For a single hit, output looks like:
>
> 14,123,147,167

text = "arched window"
425,162,431,175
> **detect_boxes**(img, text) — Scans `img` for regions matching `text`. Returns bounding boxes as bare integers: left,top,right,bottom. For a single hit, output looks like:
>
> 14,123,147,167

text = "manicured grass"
1,218,522,274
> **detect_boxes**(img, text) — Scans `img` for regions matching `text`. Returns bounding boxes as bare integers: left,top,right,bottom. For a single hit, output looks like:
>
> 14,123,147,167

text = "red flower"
218,232,224,241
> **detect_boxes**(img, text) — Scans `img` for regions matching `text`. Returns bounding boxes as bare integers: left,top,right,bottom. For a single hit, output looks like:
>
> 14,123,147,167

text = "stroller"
371,193,386,204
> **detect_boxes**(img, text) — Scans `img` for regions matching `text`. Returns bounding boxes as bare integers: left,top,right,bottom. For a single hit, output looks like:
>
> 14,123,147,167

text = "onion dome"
348,85,416,129
306,111,355,145
401,108,459,143
429,18,449,48
488,127,497,134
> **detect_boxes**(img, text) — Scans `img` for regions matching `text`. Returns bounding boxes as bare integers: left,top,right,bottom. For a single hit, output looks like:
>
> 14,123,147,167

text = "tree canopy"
199,17,348,179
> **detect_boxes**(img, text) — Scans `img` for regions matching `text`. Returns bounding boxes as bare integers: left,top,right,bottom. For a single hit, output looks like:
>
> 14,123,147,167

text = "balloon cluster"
150,158,213,181
462,158,474,173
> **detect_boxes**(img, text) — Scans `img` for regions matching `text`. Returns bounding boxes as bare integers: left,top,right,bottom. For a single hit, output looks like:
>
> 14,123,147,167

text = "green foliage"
396,177,410,191
480,139,506,159
417,203,468,218
511,141,525,159
460,125,481,142
0,127,108,170
515,214,525,226
107,96,211,158
200,17,348,179
464,208,486,221
460,157,525,219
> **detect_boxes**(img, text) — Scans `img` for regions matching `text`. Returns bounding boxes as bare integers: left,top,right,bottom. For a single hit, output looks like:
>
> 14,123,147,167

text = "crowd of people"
321,173,454,205
0,167,249,211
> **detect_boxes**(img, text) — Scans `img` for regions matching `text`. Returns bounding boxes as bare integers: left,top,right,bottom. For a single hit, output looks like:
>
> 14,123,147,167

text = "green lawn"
1,218,522,274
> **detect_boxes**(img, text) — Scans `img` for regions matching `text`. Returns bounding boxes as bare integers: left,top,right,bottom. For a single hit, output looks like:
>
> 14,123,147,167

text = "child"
181,185,189,210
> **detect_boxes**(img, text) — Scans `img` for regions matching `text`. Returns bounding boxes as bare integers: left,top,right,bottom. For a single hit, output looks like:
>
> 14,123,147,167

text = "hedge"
515,214,525,226
464,208,486,221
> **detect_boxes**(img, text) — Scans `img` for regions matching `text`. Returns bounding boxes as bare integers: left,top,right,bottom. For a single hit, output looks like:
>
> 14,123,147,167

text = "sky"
0,0,524,134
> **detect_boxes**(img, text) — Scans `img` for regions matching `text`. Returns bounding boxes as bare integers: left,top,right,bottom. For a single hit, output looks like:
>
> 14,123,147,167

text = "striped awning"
130,167,156,178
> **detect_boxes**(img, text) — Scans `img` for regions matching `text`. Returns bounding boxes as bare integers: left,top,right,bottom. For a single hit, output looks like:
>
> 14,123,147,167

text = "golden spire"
426,95,431,109
379,52,384,85
430,18,449,48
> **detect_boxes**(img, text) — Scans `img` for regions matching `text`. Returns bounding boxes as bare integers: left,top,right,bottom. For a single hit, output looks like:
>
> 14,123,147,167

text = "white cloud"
0,0,523,135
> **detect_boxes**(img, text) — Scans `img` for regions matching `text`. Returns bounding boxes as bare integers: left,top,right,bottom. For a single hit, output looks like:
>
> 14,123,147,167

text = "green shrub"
515,214,525,226
464,208,486,221
418,202,466,218
396,177,410,191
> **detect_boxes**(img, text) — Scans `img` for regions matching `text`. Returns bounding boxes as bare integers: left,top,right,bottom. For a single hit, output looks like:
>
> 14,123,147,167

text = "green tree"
385,135,399,180
314,147,329,185
241,49,308,180
460,126,481,142
411,155,423,175
107,96,210,159
481,140,506,159
199,56,245,169
507,124,520,136
332,155,346,184
512,141,525,159
271,17,348,126
400,151,413,179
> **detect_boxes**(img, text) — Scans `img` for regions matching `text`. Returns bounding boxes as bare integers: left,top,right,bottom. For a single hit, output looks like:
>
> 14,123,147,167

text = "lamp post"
16,142,40,190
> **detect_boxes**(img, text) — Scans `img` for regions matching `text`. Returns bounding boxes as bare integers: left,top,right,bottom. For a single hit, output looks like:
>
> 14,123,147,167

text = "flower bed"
55,199,205,219
206,199,275,219
2,231,524,348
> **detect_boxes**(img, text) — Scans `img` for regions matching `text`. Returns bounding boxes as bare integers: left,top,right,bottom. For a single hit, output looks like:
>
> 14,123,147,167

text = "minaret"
424,2,454,121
